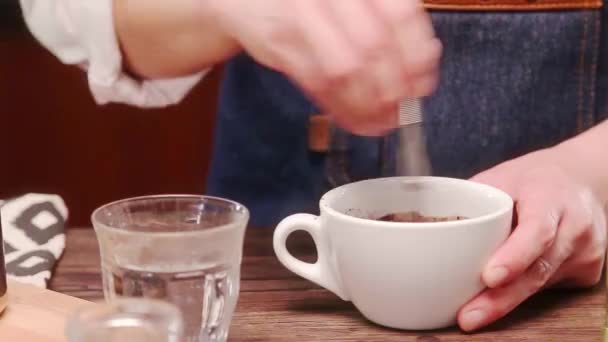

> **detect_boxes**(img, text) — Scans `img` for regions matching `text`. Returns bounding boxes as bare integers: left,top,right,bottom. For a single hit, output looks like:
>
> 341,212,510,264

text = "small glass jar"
66,298,183,342
0,211,7,313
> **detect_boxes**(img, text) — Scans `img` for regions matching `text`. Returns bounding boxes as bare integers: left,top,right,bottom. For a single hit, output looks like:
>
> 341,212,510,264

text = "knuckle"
537,221,558,250
403,41,442,78
306,78,325,94
546,207,562,229
358,43,387,60
408,73,439,97
301,74,328,96
535,209,560,247
576,186,597,208
355,31,392,58
267,23,295,46
572,219,594,245
322,65,360,87
569,204,601,246
579,215,595,234
574,191,596,222
386,0,421,21
528,258,554,289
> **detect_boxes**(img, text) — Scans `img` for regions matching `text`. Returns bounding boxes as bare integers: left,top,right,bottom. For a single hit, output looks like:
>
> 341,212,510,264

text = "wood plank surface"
49,228,606,341
0,280,94,342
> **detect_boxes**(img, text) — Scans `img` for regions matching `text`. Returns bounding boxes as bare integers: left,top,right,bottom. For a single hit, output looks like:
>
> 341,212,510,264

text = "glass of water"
66,298,183,342
91,195,249,342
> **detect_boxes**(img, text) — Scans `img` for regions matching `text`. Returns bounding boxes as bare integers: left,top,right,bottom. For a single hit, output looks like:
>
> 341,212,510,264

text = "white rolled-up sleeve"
19,0,207,108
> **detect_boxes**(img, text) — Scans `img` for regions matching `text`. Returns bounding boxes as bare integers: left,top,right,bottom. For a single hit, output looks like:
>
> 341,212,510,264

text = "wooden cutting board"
0,280,94,342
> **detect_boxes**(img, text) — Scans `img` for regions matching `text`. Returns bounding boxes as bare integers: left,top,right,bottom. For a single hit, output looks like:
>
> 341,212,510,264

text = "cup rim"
319,176,513,230
91,194,250,237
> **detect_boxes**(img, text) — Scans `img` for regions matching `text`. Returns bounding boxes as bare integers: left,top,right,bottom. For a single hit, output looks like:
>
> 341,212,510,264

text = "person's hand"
211,0,441,136
457,147,607,331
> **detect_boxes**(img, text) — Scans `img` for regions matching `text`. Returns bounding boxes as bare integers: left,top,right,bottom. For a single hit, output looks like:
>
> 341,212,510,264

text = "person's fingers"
459,226,572,332
482,193,563,288
324,1,404,129
325,0,391,55
330,0,410,105
547,195,606,288
372,0,441,96
293,0,360,89
372,0,436,52
290,0,378,135
408,63,441,96
292,0,441,134
399,13,442,82
330,104,398,137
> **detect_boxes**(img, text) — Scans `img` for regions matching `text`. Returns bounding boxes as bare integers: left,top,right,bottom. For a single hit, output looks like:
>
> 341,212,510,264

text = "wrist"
204,0,237,39
552,133,608,202
181,0,243,67
114,0,242,78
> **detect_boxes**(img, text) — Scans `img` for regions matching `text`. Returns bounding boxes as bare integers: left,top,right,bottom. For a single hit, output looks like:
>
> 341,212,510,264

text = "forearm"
556,119,608,203
113,0,240,79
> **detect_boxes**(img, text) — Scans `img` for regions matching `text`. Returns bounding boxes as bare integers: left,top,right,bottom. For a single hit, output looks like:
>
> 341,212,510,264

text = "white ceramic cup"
273,177,513,330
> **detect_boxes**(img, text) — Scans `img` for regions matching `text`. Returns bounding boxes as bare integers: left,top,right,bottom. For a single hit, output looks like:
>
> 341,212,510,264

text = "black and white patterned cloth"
0,194,68,288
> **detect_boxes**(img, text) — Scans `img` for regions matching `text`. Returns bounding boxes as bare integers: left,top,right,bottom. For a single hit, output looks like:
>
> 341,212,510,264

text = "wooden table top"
0,280,93,342
50,228,606,341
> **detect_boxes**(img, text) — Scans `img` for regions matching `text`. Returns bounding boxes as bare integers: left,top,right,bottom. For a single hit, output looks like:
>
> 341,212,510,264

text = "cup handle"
273,214,348,301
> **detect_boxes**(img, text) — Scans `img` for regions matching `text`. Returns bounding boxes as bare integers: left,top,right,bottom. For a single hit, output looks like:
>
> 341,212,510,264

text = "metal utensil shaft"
396,99,432,176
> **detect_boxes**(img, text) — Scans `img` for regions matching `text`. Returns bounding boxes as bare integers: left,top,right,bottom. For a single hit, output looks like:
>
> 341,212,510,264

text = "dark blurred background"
0,4,222,227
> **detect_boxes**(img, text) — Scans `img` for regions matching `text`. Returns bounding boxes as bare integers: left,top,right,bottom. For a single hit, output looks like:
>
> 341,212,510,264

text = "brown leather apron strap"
423,0,602,11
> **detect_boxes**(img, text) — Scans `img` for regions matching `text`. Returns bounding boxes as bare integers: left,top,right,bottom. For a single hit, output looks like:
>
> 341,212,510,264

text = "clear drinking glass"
66,298,183,342
91,195,249,342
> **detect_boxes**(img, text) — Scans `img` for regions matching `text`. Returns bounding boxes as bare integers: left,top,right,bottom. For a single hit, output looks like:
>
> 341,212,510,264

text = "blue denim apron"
207,5,606,227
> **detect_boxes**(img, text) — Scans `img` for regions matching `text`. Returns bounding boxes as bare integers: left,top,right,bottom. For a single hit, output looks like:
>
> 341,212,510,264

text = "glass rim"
91,194,250,237
66,298,183,339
